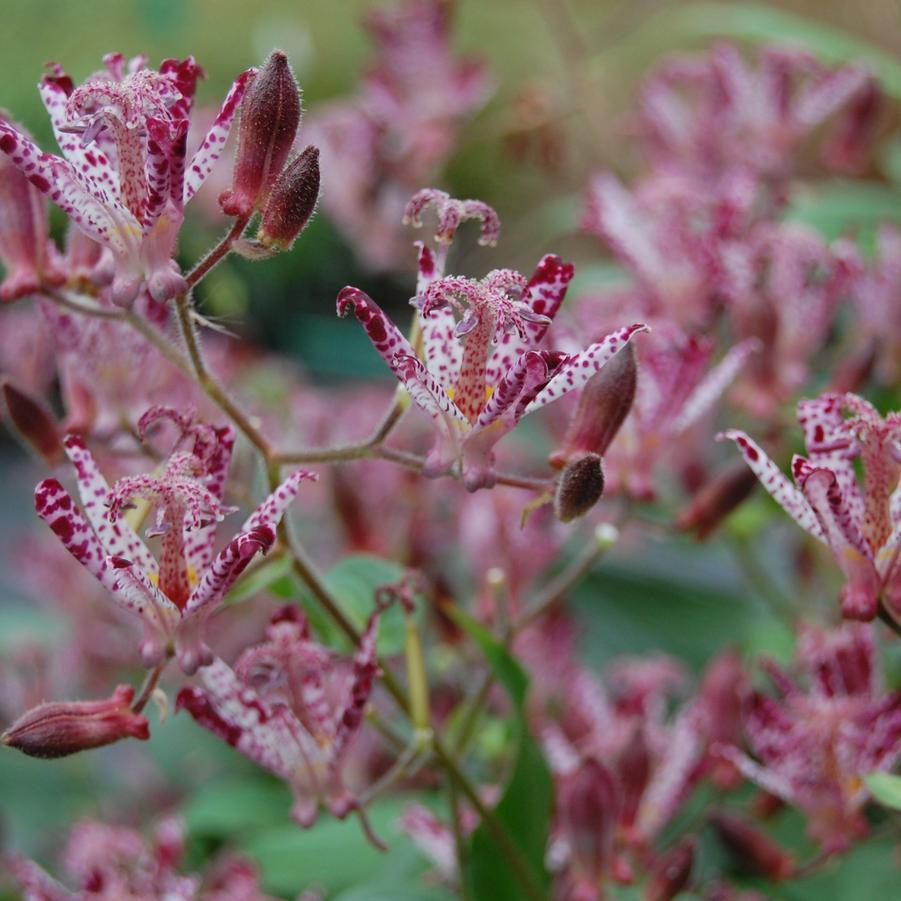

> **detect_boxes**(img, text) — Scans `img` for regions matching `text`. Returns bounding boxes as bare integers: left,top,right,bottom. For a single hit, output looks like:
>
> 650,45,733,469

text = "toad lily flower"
0,53,255,305
33,415,312,673
718,623,901,853
338,193,646,490
721,393,901,621
177,605,384,830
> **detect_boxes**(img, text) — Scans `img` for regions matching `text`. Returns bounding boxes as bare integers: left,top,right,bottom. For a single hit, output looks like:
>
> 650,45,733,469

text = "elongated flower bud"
0,114,63,301
550,343,637,469
676,459,758,539
256,146,320,251
643,836,696,901
554,452,604,522
2,685,150,759
220,51,302,217
1,379,63,465
711,812,796,880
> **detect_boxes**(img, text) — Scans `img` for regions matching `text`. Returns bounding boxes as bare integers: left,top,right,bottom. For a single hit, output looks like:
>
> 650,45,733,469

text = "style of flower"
177,604,383,829
721,392,901,621
338,190,646,490
33,408,312,672
718,623,901,852
0,53,254,305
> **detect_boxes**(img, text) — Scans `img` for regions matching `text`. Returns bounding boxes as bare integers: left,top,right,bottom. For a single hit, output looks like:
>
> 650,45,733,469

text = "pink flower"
719,623,901,852
33,410,312,672
636,43,872,184
308,1,492,269
721,392,901,620
6,816,279,900
338,190,646,490
177,605,384,828
0,54,254,305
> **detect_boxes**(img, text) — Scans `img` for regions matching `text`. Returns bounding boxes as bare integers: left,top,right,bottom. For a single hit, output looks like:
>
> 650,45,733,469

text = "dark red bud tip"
1,380,63,465
550,343,637,469
643,836,696,901
554,453,604,522
257,145,320,251
711,812,796,880
220,49,302,217
2,685,150,759
676,459,759,539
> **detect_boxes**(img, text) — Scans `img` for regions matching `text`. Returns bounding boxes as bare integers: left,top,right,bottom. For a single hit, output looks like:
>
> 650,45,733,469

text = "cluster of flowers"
0,2,899,900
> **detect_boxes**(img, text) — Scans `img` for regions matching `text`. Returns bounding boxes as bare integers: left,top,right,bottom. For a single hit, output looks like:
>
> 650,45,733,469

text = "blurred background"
1,2,900,898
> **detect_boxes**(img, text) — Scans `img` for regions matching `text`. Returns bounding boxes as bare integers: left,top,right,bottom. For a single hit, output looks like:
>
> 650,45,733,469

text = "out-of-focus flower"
727,224,856,417
340,190,645,490
636,43,872,185
308,0,492,269
721,392,901,620
34,410,311,672
6,816,279,899
0,53,254,305
710,812,796,880
177,605,384,828
1,378,63,464
0,113,64,301
846,225,901,384
718,623,901,852
1,683,148,758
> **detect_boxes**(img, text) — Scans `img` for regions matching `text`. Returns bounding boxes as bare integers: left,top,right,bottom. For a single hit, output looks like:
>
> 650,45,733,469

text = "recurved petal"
717,430,824,539
524,323,648,415
240,469,316,533
183,67,257,202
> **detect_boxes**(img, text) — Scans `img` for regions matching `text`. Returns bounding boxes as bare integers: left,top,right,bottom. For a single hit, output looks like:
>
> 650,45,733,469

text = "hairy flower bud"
2,685,150,758
676,459,759,539
711,812,796,880
554,453,604,522
1,379,63,465
643,836,696,901
0,113,63,301
220,51,302,218
256,145,320,250
550,342,637,469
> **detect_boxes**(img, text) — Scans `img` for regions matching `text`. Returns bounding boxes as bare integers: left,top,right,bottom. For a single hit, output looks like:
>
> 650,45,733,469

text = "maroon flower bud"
2,685,150,758
1,379,63,465
711,812,796,880
676,459,758,539
554,453,604,522
550,343,637,469
643,836,696,901
0,113,64,301
220,50,302,218
256,145,320,251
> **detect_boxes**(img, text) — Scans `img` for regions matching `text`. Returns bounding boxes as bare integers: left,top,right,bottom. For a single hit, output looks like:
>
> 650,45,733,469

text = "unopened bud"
1,379,63,464
256,146,320,251
2,684,150,759
220,51,302,218
711,812,796,880
643,836,696,901
554,453,604,522
550,343,637,469
676,459,758,539
0,114,64,301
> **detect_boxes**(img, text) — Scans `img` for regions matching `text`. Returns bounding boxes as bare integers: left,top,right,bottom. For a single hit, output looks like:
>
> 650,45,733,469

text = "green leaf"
784,181,901,240
332,886,455,901
863,772,901,810
668,3,901,99
241,798,422,897
224,554,294,606
298,554,416,655
448,607,553,901
184,776,292,835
